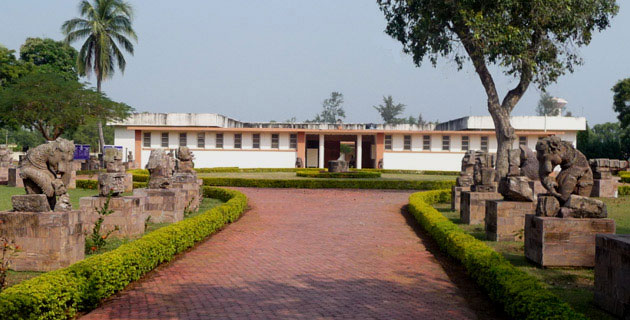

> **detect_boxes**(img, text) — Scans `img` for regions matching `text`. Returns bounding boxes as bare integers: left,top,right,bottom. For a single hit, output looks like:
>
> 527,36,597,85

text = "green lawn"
198,171,456,181
432,195,630,320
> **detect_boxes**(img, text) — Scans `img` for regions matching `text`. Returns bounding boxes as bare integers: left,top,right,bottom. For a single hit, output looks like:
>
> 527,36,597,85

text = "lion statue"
176,146,195,173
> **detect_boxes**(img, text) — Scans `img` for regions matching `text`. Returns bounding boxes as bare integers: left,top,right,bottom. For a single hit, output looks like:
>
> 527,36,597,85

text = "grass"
432,195,630,320
0,186,133,211
197,171,456,181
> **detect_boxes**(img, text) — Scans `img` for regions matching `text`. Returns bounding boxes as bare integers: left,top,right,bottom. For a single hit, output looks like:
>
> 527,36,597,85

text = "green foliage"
76,180,98,190
19,38,78,81
0,237,19,292
612,78,630,129
199,176,454,190
311,92,345,123
295,170,382,179
408,190,587,319
373,95,406,124
63,122,115,151
0,45,33,88
0,187,247,319
618,185,630,196
535,92,571,116
577,122,629,159
85,195,119,254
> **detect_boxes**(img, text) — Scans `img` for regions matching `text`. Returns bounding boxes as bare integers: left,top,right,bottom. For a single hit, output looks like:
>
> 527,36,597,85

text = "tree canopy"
577,122,629,160
535,92,572,116
312,92,346,123
0,45,33,88
374,95,406,124
612,78,630,129
378,0,618,176
19,37,78,81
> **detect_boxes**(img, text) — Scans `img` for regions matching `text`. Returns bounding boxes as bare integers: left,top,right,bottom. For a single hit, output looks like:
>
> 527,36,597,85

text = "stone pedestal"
172,173,202,212
524,215,616,267
65,169,77,189
124,173,133,192
451,186,471,211
98,172,127,196
0,166,9,185
594,234,630,318
80,196,147,238
485,200,535,241
0,210,84,271
460,191,503,225
590,179,617,198
328,160,349,173
133,188,185,223
8,167,23,188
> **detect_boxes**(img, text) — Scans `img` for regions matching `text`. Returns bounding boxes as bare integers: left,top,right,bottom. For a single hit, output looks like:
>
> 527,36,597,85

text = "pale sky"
1,1,629,125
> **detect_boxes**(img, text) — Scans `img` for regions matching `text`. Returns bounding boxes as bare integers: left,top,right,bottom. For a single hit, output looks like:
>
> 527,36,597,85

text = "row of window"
384,135,528,151
144,132,298,149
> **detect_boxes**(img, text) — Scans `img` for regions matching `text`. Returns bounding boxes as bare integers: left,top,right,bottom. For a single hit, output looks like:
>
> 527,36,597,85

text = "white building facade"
113,113,586,171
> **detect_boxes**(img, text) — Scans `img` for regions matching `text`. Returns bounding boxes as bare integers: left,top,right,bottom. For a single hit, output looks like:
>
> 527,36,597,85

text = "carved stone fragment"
146,149,175,189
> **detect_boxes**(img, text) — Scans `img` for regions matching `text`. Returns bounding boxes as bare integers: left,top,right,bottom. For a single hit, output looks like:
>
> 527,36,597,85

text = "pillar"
376,133,384,169
134,130,142,168
297,132,306,165
318,134,325,169
356,134,362,169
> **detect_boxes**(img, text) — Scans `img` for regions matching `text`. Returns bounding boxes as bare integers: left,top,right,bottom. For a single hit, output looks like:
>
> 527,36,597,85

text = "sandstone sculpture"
176,146,195,173
127,151,134,164
146,149,175,189
98,148,126,196
472,151,497,192
17,138,75,211
498,146,540,202
0,145,13,167
456,150,476,187
295,157,304,168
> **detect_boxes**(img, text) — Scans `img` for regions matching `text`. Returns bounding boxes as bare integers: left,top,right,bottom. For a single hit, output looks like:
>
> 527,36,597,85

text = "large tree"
378,0,618,176
0,72,132,141
312,92,346,123
62,0,137,152
0,44,32,87
20,38,78,81
612,78,630,129
374,95,406,124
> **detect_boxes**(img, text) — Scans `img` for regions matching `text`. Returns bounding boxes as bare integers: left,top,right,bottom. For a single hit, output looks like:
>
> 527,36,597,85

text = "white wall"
383,152,464,171
113,127,135,162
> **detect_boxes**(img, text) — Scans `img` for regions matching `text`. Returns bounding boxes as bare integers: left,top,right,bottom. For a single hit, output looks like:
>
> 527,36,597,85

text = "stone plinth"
12,194,51,212
133,188,185,223
524,215,616,267
594,234,630,318
0,210,84,271
8,167,23,188
485,200,535,241
328,160,349,173
590,179,617,198
80,196,147,238
451,186,471,211
460,191,503,225
65,169,76,189
172,173,202,212
98,172,127,196
0,166,8,185
124,173,133,192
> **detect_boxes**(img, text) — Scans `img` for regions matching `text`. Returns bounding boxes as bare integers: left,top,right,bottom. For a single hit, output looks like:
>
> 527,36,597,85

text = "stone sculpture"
127,151,134,164
456,151,476,188
498,146,540,202
98,148,126,196
472,151,497,192
176,146,195,173
17,138,75,211
146,149,175,189
295,157,304,168
329,152,349,173
0,145,13,167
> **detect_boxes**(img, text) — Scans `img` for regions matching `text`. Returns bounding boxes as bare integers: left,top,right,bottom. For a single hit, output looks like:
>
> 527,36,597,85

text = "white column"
318,134,325,168
356,134,362,169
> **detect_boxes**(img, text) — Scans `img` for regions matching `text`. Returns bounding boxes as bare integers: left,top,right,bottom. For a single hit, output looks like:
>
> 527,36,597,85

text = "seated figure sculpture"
98,148,126,196
147,149,175,189
18,138,75,211
176,146,195,173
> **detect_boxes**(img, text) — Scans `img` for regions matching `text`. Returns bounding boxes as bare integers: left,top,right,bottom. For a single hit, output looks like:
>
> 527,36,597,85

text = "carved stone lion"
18,138,75,211
176,146,195,173
146,149,175,189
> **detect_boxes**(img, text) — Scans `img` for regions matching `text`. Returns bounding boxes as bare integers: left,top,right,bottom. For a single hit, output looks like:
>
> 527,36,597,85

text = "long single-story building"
113,113,586,171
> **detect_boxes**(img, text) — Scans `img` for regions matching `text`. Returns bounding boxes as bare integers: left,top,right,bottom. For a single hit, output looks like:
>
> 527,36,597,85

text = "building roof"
435,116,586,131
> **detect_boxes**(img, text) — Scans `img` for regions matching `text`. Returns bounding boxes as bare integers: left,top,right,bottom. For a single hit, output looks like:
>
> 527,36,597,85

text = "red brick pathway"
82,188,482,319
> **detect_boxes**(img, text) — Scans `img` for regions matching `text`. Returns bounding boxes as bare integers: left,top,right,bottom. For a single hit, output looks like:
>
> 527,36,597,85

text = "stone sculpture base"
460,191,503,225
124,173,133,192
328,160,349,173
80,196,147,238
590,179,617,198
451,186,471,211
172,173,202,212
594,234,630,318
524,215,616,267
0,166,8,185
98,172,127,196
66,169,76,189
133,188,185,223
0,210,84,271
8,167,23,188
486,200,535,241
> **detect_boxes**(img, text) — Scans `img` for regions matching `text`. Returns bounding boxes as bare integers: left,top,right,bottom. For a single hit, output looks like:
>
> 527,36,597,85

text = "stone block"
451,186,470,211
8,167,23,188
498,176,535,202
80,196,147,238
0,166,8,185
172,173,201,212
536,195,561,217
524,215,615,267
98,172,127,196
460,191,503,225
562,195,607,218
12,194,51,212
65,169,76,189
0,210,84,271
594,234,630,318
590,179,617,198
124,173,133,192
328,160,349,173
133,188,185,223
486,200,535,241
456,175,473,188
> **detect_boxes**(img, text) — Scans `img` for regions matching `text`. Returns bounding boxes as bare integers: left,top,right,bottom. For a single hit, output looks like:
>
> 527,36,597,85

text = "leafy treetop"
20,37,78,81
312,92,346,123
612,78,630,129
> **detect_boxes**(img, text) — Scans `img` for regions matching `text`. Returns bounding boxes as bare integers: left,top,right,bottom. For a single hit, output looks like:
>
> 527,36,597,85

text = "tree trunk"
488,104,515,178
96,77,106,154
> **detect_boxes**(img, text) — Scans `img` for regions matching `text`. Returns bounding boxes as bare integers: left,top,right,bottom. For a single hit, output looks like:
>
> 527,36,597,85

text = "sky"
1,1,629,125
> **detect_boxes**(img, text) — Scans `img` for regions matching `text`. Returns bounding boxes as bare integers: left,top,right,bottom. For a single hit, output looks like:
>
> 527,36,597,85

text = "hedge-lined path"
82,188,497,319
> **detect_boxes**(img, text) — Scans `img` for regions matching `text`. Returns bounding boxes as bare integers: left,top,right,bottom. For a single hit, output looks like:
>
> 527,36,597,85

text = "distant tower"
550,97,568,116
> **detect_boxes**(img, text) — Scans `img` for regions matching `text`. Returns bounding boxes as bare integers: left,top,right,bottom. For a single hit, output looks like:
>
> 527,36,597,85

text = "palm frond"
108,36,127,73
110,32,134,54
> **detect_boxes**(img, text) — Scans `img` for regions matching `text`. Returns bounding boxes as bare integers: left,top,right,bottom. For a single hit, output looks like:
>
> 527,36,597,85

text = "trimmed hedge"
76,170,105,176
619,185,630,196
408,190,586,320
75,180,97,190
296,170,381,179
200,177,454,190
0,187,247,320
621,176,630,183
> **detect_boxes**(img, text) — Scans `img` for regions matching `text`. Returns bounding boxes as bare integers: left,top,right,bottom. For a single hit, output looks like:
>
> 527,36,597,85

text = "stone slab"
80,196,147,238
524,215,616,267
133,188,185,223
8,167,23,188
451,186,470,211
124,173,133,192
594,234,630,318
12,194,51,212
590,179,617,198
460,191,503,225
0,210,85,271
486,200,535,242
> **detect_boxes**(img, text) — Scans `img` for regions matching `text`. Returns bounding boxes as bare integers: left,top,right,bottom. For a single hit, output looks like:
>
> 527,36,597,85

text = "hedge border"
128,168,459,175
0,187,247,320
200,177,454,190
295,170,381,179
408,190,586,320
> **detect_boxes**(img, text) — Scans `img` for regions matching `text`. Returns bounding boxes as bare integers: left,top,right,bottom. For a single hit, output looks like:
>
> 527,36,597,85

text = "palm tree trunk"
96,77,106,154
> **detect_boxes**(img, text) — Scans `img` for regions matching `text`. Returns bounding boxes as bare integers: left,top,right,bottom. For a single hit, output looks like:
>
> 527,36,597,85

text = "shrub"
620,176,630,183
0,187,247,319
76,170,105,176
76,180,97,190
407,190,586,320
295,170,381,179
200,177,454,190
619,185,630,196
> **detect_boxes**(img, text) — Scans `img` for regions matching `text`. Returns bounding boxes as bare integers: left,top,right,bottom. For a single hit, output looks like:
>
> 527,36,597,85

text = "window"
403,135,411,150
179,133,187,147
234,133,242,149
290,134,297,149
271,134,279,149
143,132,151,147
161,132,169,147
519,136,527,146
253,133,260,148
385,135,392,150
197,133,205,148
481,136,489,152
442,136,450,151
461,136,469,151
216,133,223,148
423,135,431,150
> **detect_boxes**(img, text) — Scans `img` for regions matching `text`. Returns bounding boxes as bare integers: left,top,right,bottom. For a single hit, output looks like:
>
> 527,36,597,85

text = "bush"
619,185,630,196
76,170,105,176
620,176,630,183
76,180,97,190
296,170,381,179
200,177,454,190
0,187,247,320
355,168,459,175
407,190,586,320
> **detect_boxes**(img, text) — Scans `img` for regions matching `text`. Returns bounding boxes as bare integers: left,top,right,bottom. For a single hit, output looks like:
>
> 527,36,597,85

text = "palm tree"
62,0,137,153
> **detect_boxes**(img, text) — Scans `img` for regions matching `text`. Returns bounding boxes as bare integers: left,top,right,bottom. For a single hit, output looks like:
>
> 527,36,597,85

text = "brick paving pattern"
82,188,481,319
